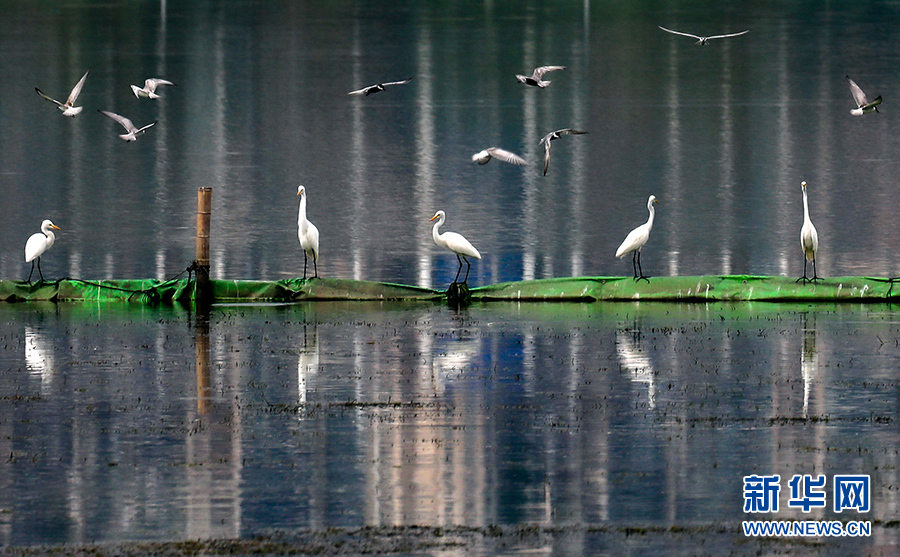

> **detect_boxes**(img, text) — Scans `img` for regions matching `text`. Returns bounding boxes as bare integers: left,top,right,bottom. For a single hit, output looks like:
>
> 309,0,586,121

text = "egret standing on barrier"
798,181,820,283
616,195,658,282
25,219,61,284
430,210,481,284
297,185,319,279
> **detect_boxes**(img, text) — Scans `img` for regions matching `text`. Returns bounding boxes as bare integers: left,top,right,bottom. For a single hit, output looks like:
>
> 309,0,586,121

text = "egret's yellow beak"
51,224,61,230
430,214,439,221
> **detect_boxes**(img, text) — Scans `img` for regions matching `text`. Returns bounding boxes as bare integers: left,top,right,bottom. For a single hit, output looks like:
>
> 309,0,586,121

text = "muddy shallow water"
0,300,898,555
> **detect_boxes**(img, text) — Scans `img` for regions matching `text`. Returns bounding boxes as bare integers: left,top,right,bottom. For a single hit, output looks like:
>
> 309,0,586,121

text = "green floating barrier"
1,275,898,303
471,275,900,302
0,277,441,303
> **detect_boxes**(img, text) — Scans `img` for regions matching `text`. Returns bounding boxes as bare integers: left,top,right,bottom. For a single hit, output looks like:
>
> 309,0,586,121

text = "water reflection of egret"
616,329,656,409
801,324,817,418
25,326,54,394
298,324,319,411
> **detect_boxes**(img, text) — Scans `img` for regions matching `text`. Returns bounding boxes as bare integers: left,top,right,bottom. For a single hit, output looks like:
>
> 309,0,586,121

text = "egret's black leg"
631,251,638,279
811,258,820,283
454,254,463,283
37,258,45,283
462,256,471,283
303,252,308,279
636,251,650,283
312,256,318,279
797,260,809,283
26,260,35,284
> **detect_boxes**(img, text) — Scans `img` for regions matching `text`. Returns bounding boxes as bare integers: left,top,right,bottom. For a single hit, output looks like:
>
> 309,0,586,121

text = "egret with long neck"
615,195,659,282
798,181,820,283
297,185,319,279
430,210,481,284
25,219,61,284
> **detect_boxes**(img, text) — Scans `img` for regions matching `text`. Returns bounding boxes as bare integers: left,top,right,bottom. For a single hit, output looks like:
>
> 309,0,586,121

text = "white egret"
798,181,820,283
348,77,413,96
98,110,156,141
615,195,659,282
515,65,566,88
845,75,882,116
539,128,588,176
35,71,89,117
472,147,527,166
430,210,481,284
297,185,320,279
657,26,750,45
24,219,61,284
130,78,176,99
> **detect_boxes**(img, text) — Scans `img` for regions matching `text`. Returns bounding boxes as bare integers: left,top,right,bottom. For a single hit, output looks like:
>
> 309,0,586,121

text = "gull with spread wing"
657,26,749,45
98,110,157,142
35,71,90,117
472,147,527,166
516,65,566,88
131,78,176,99
539,128,587,176
348,77,413,96
845,75,882,116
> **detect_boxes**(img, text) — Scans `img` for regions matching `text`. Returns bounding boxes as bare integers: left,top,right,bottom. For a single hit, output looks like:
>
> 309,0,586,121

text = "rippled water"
3,1,900,286
3,1,900,554
1,301,898,552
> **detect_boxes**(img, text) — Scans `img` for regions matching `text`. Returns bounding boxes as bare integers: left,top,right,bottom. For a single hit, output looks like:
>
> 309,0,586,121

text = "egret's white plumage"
515,65,566,88
24,219,60,283
845,75,882,116
657,26,749,45
98,110,156,141
35,71,89,117
297,185,320,279
472,147,527,166
130,78,176,99
616,195,658,281
798,181,820,283
430,210,481,284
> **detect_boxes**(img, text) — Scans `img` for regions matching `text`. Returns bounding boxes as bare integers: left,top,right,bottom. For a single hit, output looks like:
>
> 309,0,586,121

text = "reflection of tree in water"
616,328,655,409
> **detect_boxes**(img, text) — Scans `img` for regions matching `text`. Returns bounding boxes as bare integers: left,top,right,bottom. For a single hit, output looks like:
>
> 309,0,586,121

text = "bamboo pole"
195,187,212,307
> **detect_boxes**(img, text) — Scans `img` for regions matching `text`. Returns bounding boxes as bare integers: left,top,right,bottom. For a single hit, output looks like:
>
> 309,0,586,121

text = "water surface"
1,301,897,553
2,1,900,285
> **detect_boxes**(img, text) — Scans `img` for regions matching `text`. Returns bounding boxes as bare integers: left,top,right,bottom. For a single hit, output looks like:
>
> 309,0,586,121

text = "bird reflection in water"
616,329,656,409
25,326,54,395
297,323,319,413
801,318,818,419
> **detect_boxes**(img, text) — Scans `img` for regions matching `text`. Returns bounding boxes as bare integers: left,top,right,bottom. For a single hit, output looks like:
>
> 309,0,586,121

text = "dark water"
3,1,900,286
1,301,898,552
2,1,900,553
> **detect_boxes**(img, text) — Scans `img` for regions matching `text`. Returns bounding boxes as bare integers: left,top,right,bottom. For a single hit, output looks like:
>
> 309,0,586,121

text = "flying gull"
845,75,882,116
35,71,90,117
348,78,413,96
98,110,157,142
657,26,749,45
516,66,566,88
472,147,527,166
131,78,176,99
539,128,587,176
